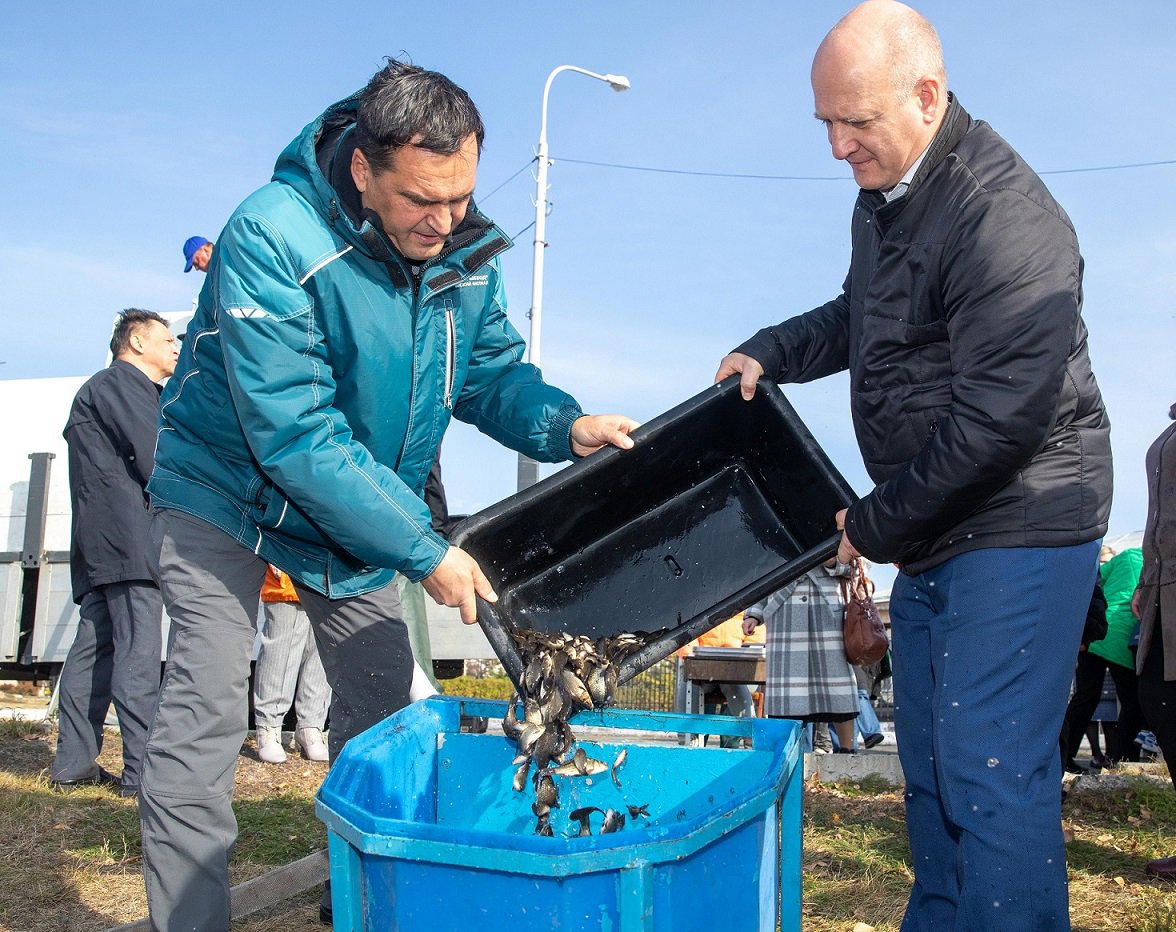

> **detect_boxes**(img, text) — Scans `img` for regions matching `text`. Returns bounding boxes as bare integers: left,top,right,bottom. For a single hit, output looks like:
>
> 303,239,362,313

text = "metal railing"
611,657,678,713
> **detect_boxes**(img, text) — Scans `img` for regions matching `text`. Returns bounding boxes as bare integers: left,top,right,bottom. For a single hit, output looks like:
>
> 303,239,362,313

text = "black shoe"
834,747,856,754
319,879,332,926
862,733,885,750
1147,854,1176,881
50,767,121,792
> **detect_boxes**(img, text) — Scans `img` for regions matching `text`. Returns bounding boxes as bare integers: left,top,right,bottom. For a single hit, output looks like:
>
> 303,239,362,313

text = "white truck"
0,315,493,683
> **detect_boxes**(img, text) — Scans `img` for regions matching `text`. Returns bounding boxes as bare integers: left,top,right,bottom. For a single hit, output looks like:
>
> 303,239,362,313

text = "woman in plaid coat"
743,562,859,749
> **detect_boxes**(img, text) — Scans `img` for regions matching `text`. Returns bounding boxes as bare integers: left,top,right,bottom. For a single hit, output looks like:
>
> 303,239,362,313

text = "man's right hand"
421,546,497,625
714,352,765,401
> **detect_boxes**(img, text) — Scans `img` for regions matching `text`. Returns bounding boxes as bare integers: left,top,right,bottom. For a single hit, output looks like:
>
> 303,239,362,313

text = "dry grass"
3,717,1176,931
0,718,327,931
801,771,1176,932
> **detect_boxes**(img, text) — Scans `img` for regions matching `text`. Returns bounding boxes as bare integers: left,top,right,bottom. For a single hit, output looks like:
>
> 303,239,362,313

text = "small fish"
627,804,649,819
512,760,529,793
532,800,551,818
554,721,575,759
571,747,602,775
560,668,594,709
524,698,545,727
531,726,561,770
604,663,618,697
542,685,565,723
517,721,544,755
586,663,610,707
536,815,554,837
569,806,602,836
541,752,608,780
534,775,560,809
611,748,627,788
523,660,540,694
601,808,626,834
501,696,522,740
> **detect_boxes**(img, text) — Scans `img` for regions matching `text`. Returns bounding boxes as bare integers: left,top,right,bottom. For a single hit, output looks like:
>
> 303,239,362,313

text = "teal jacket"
149,92,583,597
1089,548,1143,670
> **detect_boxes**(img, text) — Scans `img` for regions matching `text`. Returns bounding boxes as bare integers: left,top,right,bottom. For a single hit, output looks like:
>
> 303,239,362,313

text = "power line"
559,155,1176,179
553,155,1176,181
477,153,1176,210
1038,159,1176,176
478,159,536,203
557,157,845,181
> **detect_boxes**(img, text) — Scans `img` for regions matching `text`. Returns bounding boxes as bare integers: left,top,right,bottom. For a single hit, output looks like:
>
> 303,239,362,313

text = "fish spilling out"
501,629,658,836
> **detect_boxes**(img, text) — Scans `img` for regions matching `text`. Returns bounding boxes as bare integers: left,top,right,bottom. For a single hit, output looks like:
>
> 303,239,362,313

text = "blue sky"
3,2,1174,589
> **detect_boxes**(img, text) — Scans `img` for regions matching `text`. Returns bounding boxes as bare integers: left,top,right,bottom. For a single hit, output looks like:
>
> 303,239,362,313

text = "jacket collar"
904,93,970,198
864,93,971,218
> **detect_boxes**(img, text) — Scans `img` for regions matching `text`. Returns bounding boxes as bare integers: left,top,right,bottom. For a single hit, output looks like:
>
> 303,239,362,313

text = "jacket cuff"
844,502,893,567
732,331,784,379
400,533,449,583
545,401,586,461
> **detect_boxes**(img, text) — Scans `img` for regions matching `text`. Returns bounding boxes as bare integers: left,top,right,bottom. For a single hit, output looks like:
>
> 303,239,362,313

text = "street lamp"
517,64,631,492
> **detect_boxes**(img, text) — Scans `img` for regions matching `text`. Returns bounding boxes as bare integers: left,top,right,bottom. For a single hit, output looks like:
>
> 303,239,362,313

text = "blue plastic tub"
316,696,803,931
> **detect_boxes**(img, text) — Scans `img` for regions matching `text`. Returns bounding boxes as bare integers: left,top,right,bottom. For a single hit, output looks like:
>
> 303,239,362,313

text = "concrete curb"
805,750,905,785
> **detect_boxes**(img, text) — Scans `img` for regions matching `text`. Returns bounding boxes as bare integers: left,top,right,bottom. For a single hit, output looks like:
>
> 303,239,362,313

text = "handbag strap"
839,557,875,603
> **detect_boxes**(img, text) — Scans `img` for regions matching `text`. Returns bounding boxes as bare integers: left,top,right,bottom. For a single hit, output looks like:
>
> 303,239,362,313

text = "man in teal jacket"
140,59,636,931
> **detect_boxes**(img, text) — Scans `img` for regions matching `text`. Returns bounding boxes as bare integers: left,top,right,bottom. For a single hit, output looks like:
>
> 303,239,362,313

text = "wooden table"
677,651,766,746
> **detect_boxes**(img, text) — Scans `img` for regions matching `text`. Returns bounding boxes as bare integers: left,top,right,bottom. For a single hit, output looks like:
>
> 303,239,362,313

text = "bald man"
717,2,1110,928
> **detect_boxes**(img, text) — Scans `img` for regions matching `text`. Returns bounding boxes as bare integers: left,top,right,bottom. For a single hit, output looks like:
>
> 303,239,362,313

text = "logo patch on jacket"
456,274,489,289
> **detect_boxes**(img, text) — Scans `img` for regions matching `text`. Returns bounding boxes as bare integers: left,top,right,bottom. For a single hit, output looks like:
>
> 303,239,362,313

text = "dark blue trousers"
891,543,1098,932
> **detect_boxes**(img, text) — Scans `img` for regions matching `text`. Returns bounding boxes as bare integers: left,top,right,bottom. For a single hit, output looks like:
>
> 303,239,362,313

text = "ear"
351,147,369,193
915,76,942,124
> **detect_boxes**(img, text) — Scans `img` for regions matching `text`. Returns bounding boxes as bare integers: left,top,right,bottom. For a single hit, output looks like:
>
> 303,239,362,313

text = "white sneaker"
256,725,287,764
1136,730,1161,755
296,726,329,762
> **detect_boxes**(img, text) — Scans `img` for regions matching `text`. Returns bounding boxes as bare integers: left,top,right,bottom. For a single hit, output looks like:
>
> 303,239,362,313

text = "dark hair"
354,57,485,173
110,308,169,357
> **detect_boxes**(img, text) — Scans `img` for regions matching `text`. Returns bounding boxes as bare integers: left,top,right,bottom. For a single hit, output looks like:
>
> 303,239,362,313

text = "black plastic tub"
449,376,858,691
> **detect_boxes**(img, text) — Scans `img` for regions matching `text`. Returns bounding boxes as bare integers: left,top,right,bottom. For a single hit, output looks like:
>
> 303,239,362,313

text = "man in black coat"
51,309,179,797
717,2,1111,928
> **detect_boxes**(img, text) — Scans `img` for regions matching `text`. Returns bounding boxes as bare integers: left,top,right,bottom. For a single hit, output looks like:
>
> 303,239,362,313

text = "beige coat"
1135,418,1176,679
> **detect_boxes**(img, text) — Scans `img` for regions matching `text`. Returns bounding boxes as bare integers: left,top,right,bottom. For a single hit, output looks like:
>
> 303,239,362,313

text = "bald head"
819,1,945,102
811,0,947,192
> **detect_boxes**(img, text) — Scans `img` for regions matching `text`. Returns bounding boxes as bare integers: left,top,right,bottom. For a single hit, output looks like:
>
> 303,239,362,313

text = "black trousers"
1062,647,1143,765
1138,621,1176,791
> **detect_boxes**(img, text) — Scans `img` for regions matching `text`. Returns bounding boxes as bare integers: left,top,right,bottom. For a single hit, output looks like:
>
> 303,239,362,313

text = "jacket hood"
270,92,496,264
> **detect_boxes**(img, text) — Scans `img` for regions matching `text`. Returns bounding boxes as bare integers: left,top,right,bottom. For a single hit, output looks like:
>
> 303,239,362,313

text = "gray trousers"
253,599,331,731
139,509,412,932
52,580,163,787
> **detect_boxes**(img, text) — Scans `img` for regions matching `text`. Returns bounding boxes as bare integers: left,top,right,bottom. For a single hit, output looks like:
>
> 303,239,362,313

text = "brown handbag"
840,557,889,666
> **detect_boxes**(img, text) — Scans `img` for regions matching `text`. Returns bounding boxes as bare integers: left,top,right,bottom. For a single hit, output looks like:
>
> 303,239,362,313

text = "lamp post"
517,64,631,492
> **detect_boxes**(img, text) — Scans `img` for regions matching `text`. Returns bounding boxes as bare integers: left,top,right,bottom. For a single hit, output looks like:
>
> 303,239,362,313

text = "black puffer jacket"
736,97,1112,574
